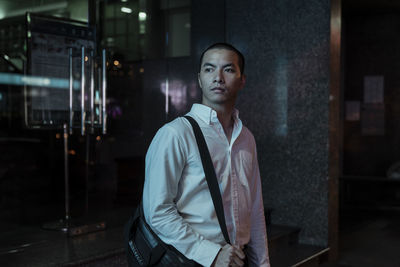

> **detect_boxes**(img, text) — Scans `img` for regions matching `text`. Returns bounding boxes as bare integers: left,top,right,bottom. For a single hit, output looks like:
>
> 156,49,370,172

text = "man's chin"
207,98,227,105
202,94,236,106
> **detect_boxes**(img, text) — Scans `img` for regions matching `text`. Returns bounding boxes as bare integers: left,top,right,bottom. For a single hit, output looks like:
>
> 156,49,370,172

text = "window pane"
101,0,191,60
0,0,88,22
167,10,190,57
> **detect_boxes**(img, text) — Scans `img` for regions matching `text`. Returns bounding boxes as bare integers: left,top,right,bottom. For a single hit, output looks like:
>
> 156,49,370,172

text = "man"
142,43,270,267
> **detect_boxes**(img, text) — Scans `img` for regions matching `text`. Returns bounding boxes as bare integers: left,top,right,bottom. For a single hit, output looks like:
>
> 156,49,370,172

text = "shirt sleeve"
247,146,271,267
142,124,221,267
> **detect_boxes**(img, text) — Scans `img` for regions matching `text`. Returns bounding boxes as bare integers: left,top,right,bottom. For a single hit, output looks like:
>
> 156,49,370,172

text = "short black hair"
199,43,245,75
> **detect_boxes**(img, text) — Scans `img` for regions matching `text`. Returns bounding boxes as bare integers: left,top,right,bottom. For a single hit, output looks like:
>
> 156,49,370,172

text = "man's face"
198,48,245,108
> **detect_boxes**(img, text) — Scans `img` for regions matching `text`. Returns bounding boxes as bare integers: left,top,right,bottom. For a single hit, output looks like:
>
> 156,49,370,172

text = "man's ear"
198,73,202,88
240,74,246,89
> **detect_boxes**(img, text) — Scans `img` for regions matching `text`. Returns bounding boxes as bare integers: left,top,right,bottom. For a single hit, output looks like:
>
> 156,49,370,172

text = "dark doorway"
338,0,400,265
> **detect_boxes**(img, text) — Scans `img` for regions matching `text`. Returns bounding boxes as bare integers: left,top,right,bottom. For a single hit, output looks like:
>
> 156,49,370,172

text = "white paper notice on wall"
345,101,360,121
363,75,384,103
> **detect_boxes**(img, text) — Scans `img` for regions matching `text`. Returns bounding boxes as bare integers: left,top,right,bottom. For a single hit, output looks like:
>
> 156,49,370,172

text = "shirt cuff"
192,239,222,267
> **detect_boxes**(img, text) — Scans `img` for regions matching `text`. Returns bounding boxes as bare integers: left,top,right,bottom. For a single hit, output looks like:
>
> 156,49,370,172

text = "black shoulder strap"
183,115,231,244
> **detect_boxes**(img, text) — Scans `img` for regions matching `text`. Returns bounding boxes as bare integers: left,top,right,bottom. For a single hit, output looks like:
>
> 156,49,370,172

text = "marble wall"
192,0,331,246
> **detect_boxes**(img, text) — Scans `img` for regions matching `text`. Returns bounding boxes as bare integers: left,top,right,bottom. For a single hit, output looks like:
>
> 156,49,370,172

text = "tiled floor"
0,203,132,267
1,200,400,267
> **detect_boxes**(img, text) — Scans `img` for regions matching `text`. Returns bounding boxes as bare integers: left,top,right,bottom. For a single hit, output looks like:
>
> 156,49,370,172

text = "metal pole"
97,67,102,125
85,49,94,214
90,50,95,134
102,49,107,134
69,48,73,134
85,133,90,214
63,123,70,223
81,46,86,136
23,61,29,128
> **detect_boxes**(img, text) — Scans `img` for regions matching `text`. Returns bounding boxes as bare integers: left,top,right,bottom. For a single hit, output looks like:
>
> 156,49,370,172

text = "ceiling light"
138,12,147,21
121,7,132,14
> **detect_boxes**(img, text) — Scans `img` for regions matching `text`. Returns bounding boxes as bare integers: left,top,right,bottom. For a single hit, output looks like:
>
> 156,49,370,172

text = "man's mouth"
211,87,226,93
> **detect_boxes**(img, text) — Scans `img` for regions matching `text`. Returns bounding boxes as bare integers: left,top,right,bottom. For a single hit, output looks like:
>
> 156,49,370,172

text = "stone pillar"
191,0,334,248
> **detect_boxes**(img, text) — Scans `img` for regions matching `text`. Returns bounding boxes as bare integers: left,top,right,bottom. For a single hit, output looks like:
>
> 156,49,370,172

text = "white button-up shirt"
142,104,270,267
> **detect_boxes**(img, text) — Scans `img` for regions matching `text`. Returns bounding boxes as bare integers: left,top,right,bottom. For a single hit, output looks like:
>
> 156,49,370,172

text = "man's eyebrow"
202,63,235,68
222,63,235,68
202,63,216,68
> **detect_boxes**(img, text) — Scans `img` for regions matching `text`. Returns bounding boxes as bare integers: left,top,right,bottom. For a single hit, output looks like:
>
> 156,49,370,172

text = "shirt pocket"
236,149,253,187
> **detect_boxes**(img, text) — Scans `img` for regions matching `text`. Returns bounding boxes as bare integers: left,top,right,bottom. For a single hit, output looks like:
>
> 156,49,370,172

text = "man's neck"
203,103,235,143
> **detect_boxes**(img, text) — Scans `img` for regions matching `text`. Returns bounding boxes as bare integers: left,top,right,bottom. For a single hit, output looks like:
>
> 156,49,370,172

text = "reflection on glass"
160,79,188,112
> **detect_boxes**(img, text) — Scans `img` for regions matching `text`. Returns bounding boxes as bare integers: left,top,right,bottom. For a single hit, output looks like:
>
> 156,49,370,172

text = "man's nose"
213,70,224,83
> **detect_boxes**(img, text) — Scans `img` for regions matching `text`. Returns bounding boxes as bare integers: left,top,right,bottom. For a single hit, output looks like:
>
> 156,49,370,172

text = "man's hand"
212,244,245,267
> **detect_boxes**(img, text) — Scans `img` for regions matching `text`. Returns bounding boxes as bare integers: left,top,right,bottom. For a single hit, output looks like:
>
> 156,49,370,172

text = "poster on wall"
361,75,385,135
26,13,96,129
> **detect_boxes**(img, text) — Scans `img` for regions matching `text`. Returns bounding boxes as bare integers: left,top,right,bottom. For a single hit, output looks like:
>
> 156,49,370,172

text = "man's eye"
225,68,235,73
204,68,213,72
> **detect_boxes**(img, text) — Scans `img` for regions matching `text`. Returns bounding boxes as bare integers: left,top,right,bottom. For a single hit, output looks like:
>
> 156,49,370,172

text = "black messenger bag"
125,203,199,266
125,116,231,266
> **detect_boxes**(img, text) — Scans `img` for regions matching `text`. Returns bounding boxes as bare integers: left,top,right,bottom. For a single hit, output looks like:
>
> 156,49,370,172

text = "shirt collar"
190,103,240,125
